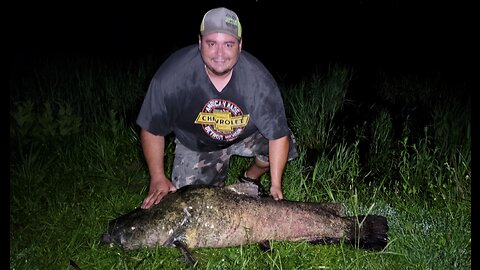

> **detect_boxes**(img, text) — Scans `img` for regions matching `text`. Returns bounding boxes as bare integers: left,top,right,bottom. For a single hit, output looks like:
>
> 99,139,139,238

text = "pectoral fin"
173,240,196,267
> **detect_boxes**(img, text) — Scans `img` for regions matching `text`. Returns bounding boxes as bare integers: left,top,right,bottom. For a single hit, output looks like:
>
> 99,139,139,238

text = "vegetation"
10,53,470,269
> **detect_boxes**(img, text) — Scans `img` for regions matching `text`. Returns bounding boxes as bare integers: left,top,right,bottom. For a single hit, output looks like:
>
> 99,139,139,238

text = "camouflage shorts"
171,130,298,188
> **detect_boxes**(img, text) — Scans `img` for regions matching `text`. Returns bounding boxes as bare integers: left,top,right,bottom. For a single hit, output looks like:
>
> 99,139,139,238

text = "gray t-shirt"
136,44,290,152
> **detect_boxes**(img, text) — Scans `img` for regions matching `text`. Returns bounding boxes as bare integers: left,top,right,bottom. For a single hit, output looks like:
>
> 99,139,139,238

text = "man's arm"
140,129,176,209
268,135,289,200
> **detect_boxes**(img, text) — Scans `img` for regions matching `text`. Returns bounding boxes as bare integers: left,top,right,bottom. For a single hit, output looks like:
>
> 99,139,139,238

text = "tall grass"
10,54,470,269
282,65,352,153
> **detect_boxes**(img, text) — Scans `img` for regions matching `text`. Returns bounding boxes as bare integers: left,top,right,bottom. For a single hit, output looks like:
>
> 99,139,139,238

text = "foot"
239,173,268,197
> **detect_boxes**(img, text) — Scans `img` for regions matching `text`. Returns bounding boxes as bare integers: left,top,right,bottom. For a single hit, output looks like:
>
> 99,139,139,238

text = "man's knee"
255,157,269,169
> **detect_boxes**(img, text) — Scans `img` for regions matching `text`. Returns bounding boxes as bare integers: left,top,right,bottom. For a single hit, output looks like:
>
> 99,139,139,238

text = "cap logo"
225,16,238,27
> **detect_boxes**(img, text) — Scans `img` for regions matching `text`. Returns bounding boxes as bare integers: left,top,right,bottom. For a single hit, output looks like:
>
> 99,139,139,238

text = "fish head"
102,207,171,250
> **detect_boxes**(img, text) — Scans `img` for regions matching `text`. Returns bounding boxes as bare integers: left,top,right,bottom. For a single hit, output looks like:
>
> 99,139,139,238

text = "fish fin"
164,207,192,246
348,215,389,251
69,259,81,270
303,202,345,217
308,237,341,245
320,203,346,217
258,240,274,253
173,240,197,267
226,182,261,197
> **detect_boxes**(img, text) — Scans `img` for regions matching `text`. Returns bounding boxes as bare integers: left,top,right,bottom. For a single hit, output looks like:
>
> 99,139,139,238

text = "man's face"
199,32,242,76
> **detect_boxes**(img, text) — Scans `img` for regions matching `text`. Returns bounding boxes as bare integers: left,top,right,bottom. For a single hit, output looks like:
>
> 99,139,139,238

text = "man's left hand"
270,185,283,201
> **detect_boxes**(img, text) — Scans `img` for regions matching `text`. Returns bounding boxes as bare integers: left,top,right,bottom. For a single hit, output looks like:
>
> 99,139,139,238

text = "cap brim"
201,30,241,40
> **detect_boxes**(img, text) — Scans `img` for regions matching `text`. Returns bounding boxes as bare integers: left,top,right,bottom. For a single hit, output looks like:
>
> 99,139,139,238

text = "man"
137,7,298,209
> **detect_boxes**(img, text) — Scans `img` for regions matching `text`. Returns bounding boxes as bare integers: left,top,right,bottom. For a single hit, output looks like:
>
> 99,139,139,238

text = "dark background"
10,1,473,85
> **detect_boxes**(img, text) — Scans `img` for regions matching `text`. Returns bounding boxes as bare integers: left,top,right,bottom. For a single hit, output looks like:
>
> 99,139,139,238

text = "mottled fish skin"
103,183,388,251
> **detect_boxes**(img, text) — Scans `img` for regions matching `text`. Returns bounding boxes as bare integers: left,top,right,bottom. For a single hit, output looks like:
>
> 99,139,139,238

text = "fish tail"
348,215,388,251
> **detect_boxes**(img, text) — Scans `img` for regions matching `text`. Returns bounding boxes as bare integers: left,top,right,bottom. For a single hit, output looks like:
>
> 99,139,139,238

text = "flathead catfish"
102,183,388,261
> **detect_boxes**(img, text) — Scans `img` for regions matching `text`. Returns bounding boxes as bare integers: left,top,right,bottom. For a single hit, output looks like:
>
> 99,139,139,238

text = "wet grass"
10,55,470,269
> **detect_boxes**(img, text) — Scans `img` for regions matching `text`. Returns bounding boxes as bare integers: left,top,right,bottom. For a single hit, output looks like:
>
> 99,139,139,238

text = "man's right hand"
141,177,177,209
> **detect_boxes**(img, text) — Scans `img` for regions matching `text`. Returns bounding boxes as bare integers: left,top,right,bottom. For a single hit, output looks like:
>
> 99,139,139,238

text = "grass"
10,54,470,269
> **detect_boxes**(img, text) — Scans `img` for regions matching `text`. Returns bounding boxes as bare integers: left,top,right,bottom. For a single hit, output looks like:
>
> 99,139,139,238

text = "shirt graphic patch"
194,99,249,141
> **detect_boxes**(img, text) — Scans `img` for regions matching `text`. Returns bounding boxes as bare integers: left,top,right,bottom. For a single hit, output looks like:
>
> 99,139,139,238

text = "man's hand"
141,177,177,209
270,184,283,201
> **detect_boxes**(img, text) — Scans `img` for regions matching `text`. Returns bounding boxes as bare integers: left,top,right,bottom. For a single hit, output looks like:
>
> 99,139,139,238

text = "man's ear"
239,39,242,52
198,35,202,49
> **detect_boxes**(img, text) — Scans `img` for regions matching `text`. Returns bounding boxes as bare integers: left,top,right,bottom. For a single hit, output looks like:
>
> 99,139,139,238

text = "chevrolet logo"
195,112,249,132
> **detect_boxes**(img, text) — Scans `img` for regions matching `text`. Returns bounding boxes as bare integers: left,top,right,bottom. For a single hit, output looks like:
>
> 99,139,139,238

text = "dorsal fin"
225,182,260,197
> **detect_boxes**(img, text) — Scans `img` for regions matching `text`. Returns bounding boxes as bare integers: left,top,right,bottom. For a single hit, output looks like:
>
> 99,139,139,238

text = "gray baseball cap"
200,7,242,40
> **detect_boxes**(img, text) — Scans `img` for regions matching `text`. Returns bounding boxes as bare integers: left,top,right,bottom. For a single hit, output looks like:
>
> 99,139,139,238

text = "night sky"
10,1,473,84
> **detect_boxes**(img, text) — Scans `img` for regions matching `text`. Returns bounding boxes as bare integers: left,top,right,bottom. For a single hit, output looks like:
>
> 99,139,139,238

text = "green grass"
10,55,470,269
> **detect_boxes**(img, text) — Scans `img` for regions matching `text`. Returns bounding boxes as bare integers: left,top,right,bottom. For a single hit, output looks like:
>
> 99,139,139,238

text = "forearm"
140,129,166,181
268,136,289,188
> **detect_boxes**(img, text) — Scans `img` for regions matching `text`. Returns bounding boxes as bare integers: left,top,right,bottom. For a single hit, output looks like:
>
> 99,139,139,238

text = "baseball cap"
200,7,242,40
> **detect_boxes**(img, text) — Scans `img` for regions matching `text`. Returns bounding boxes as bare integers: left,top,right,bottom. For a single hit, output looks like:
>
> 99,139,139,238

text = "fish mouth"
100,232,113,245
